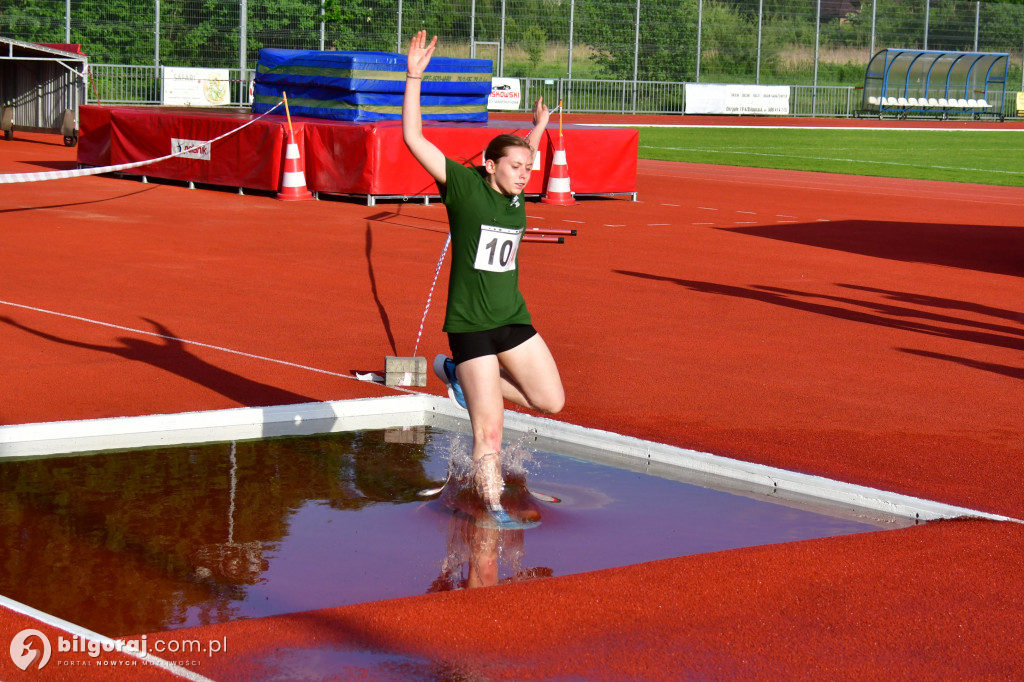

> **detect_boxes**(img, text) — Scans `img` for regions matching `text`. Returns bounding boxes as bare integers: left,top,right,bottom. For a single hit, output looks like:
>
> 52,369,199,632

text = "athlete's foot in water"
470,453,542,529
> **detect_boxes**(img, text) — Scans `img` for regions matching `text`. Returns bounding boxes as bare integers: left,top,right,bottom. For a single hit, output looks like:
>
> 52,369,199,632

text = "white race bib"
473,225,522,273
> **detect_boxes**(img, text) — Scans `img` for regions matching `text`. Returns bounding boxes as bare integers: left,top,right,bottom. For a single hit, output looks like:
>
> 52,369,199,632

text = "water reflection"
0,430,437,636
0,428,887,638
430,467,552,591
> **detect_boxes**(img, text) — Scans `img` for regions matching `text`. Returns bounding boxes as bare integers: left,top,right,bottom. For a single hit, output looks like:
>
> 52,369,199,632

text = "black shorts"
448,324,538,365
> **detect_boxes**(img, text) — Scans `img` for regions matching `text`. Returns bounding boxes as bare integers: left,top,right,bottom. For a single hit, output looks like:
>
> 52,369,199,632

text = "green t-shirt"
439,157,532,333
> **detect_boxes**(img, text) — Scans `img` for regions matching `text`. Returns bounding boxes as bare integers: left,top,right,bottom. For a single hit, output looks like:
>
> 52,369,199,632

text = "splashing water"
429,430,548,591
440,431,538,491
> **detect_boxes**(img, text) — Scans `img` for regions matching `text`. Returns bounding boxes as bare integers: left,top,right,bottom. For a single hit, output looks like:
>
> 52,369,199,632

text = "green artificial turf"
636,127,1024,187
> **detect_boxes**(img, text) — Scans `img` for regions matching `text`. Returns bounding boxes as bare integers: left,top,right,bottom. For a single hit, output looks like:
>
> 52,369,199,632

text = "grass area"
636,127,1024,187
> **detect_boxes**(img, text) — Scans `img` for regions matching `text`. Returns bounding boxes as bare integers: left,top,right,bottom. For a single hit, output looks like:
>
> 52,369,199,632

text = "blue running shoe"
433,354,467,409
485,505,541,530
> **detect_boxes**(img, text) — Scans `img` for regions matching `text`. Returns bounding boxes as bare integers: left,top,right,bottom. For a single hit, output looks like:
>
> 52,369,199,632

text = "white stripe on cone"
277,132,313,200
542,136,575,205
546,176,572,193
282,171,307,187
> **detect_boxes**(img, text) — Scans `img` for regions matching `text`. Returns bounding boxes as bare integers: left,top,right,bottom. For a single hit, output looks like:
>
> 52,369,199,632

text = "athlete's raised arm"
402,30,447,185
526,96,550,154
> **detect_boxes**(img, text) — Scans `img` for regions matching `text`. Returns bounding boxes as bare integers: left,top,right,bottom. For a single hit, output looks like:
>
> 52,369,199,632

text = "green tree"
521,23,547,70
0,0,64,44
700,0,760,80
578,0,699,81
160,0,237,67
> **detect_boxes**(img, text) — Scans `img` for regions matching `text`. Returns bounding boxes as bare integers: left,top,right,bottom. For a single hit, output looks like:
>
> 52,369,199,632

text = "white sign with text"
685,84,790,115
488,78,522,110
162,67,231,107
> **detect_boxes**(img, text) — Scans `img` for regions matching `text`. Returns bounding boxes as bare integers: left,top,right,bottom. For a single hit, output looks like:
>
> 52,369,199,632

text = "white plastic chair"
956,99,969,108
897,97,910,107
868,96,880,106
978,99,991,109
967,99,979,108
884,97,899,107
928,98,939,107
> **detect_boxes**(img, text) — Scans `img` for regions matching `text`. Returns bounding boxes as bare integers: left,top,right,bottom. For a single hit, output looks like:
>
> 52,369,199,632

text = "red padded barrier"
77,106,637,199
79,105,286,191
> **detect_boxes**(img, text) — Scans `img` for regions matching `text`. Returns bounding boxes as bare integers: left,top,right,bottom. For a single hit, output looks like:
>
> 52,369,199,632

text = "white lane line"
0,594,215,681
594,123,1024,132
639,144,1024,176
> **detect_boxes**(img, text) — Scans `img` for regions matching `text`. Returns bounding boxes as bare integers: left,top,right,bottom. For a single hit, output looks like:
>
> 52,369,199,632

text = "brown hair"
483,134,532,163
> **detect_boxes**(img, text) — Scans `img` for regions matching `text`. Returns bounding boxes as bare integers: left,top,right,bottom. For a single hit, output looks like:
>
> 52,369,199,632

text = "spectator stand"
0,37,88,146
859,49,1008,121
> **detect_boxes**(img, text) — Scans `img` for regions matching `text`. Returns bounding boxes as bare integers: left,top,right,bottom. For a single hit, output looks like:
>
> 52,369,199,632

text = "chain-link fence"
3,0,1023,113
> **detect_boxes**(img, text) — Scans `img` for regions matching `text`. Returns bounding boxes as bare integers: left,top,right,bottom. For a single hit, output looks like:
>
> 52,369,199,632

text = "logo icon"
10,629,52,670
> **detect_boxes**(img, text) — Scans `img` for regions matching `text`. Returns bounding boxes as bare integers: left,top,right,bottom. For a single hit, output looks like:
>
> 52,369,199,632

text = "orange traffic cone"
541,133,576,206
277,126,313,201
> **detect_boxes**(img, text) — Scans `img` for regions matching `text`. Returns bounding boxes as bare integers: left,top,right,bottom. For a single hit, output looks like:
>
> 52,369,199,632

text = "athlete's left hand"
532,97,550,129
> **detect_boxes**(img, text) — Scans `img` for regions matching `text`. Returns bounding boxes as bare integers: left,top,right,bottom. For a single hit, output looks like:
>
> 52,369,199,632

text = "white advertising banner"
162,67,231,107
685,84,790,115
170,138,211,161
488,78,522,110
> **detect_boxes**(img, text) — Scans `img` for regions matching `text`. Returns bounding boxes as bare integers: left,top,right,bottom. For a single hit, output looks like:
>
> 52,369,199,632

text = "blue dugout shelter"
860,49,1008,120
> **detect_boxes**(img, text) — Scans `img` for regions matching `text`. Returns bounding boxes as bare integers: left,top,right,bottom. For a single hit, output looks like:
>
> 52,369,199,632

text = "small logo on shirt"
509,195,520,208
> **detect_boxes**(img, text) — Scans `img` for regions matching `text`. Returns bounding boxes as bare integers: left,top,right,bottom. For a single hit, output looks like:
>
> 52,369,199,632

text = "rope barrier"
0,101,283,185
412,232,451,358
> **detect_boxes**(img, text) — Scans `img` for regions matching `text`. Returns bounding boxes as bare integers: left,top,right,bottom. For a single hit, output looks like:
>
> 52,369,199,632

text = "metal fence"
5,0,1024,87
86,64,1022,119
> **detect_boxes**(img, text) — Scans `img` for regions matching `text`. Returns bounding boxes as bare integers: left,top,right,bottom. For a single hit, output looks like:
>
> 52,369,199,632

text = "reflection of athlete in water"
429,475,552,592
403,30,565,524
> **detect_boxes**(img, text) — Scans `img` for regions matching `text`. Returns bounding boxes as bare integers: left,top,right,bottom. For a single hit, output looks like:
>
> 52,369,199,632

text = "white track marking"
0,594,215,681
592,123,1023,132
639,144,1024,176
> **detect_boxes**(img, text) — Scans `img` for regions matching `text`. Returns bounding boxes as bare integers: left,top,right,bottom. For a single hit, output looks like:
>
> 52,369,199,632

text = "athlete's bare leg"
496,333,564,414
455,334,563,508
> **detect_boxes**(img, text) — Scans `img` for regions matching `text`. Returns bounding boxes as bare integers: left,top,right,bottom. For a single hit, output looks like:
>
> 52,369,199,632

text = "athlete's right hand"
407,30,437,79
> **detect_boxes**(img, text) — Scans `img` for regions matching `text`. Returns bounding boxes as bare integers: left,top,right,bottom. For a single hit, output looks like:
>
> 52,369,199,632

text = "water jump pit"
2,393,994,641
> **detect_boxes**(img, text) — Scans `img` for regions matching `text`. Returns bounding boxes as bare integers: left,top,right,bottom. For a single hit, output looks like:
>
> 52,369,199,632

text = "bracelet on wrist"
406,74,422,79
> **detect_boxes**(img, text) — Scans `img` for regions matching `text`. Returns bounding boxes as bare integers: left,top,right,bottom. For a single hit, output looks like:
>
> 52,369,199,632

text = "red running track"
0,121,1022,679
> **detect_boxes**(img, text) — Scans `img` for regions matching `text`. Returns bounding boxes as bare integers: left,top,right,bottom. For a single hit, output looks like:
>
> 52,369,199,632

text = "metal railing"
790,85,860,118
88,64,253,107
518,78,685,115
85,63,1021,119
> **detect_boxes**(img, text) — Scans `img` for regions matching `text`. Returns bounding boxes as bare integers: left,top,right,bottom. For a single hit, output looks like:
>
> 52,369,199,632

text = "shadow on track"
723,220,1024,278
613,271,1024,369
0,314,318,405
